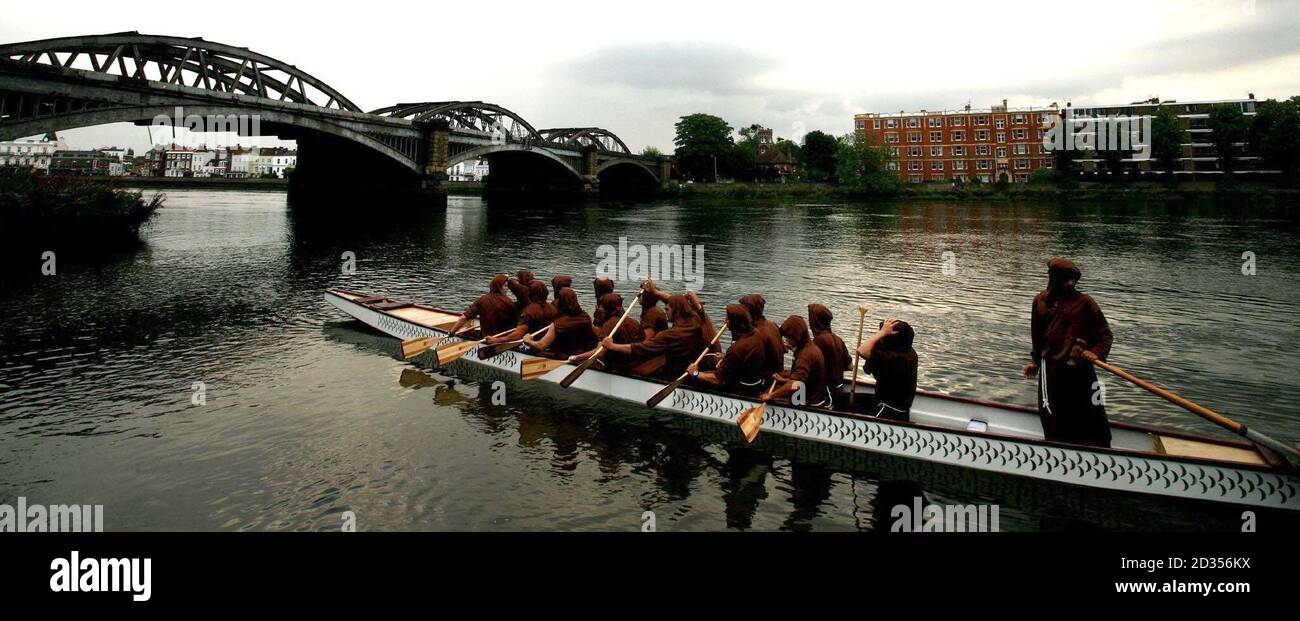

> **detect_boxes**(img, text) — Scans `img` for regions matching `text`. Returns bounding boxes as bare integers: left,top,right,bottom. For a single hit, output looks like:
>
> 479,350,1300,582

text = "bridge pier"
288,131,445,210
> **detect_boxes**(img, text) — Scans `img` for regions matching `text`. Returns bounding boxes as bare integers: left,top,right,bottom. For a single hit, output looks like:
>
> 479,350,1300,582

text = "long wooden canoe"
325,288,1299,511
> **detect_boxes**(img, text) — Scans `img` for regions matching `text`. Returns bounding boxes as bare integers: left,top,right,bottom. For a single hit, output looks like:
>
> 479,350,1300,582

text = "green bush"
0,168,164,249
1030,168,1060,184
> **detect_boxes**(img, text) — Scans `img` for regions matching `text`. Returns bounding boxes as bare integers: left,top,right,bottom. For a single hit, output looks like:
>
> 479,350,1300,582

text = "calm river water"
1,190,1297,531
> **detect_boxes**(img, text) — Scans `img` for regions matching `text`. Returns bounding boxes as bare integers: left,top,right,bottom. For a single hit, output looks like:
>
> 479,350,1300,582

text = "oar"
1081,351,1300,468
434,328,514,366
558,288,643,388
521,356,572,380
646,320,727,408
849,304,868,405
477,325,551,360
400,321,477,360
737,379,780,444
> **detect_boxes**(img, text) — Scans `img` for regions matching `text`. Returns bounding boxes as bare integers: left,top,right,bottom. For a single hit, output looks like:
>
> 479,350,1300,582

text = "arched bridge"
0,32,669,202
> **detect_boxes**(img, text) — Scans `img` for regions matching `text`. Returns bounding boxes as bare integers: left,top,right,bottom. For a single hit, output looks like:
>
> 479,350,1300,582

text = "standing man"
856,319,918,420
808,304,852,404
1023,258,1114,447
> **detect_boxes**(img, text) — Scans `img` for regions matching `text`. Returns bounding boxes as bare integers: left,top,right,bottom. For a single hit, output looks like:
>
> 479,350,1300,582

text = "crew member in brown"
446,274,518,338
525,288,599,358
688,304,770,397
763,315,831,408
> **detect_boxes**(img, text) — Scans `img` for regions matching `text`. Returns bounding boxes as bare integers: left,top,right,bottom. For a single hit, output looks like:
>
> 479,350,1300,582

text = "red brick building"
854,99,1057,183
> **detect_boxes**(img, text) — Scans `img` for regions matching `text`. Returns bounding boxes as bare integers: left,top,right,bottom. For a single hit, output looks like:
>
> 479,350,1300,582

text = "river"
1,189,1297,531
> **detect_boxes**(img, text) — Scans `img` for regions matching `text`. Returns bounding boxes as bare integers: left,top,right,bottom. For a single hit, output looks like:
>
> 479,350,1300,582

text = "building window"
952,146,966,156
885,119,898,129
977,160,991,170
887,161,899,171
1015,159,1030,169
977,145,990,155
930,160,943,170
908,132,921,143
954,160,967,170
909,146,921,157
951,131,965,141
1013,129,1027,140
928,117,943,128
909,160,922,171
909,175,923,183
856,120,866,130
929,131,942,142
907,118,921,128
996,147,1007,158
976,130,989,141
888,147,900,156
1013,114,1026,124
1013,144,1029,155
873,120,881,129
885,133,899,144
998,162,1009,170
930,146,943,157
975,115,989,126
996,133,1006,143
951,117,965,127
996,118,1006,129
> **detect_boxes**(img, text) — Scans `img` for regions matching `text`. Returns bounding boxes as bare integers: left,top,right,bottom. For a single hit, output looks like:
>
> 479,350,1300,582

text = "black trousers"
1038,358,1112,448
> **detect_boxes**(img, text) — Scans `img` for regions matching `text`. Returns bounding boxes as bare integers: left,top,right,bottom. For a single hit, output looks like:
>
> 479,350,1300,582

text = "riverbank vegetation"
0,168,164,252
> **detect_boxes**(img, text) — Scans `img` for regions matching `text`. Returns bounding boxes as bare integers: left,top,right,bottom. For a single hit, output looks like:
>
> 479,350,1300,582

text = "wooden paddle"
521,356,572,380
646,320,727,408
432,327,514,366
737,379,780,444
849,304,868,405
476,325,552,360
401,321,477,360
558,288,643,388
1081,350,1300,468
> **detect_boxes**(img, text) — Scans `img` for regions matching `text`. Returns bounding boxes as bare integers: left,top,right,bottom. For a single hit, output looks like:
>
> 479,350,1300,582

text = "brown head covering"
598,292,624,318
639,288,660,309
551,275,573,299
593,277,615,299
527,280,549,304
780,315,811,349
489,274,509,293
1047,257,1081,280
555,288,584,316
725,304,754,336
807,303,834,333
882,320,915,352
739,294,767,321
665,294,698,325
517,270,535,285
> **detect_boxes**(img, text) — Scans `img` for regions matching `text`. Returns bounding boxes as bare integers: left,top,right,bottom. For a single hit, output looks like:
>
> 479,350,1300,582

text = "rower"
508,270,536,313
856,318,918,420
524,288,599,358
551,274,574,301
808,303,852,406
592,277,615,323
446,274,518,338
602,289,711,379
485,280,555,345
687,304,769,397
763,315,831,408
1023,258,1114,447
640,288,670,340
740,294,784,374
573,292,644,372
641,281,719,353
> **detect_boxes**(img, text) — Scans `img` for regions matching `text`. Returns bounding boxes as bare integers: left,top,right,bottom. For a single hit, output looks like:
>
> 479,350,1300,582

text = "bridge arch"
0,32,360,111
539,127,633,154
371,101,544,143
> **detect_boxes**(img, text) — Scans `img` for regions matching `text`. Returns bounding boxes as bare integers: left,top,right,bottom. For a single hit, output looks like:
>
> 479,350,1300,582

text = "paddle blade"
401,336,441,360
478,339,523,360
646,375,686,409
434,340,478,366
559,348,602,388
737,404,766,444
521,357,571,380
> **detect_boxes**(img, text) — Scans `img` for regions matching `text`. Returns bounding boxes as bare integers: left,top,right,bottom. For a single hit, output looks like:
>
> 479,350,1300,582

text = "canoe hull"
325,289,1300,511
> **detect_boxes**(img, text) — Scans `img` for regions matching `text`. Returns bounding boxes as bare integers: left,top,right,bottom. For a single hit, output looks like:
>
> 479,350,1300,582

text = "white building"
228,148,258,178
448,159,489,181
0,133,65,171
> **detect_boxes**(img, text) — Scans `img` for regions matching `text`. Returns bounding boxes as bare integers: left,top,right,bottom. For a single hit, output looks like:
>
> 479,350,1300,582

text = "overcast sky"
5,0,1299,153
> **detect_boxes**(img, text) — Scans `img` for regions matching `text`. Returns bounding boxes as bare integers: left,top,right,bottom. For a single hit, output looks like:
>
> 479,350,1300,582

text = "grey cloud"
561,42,779,96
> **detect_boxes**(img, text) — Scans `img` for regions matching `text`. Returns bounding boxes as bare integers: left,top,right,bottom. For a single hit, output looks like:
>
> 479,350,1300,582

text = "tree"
834,133,899,195
1207,104,1248,176
1248,97,1300,181
1150,106,1183,182
641,146,662,158
800,130,838,182
673,114,734,182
